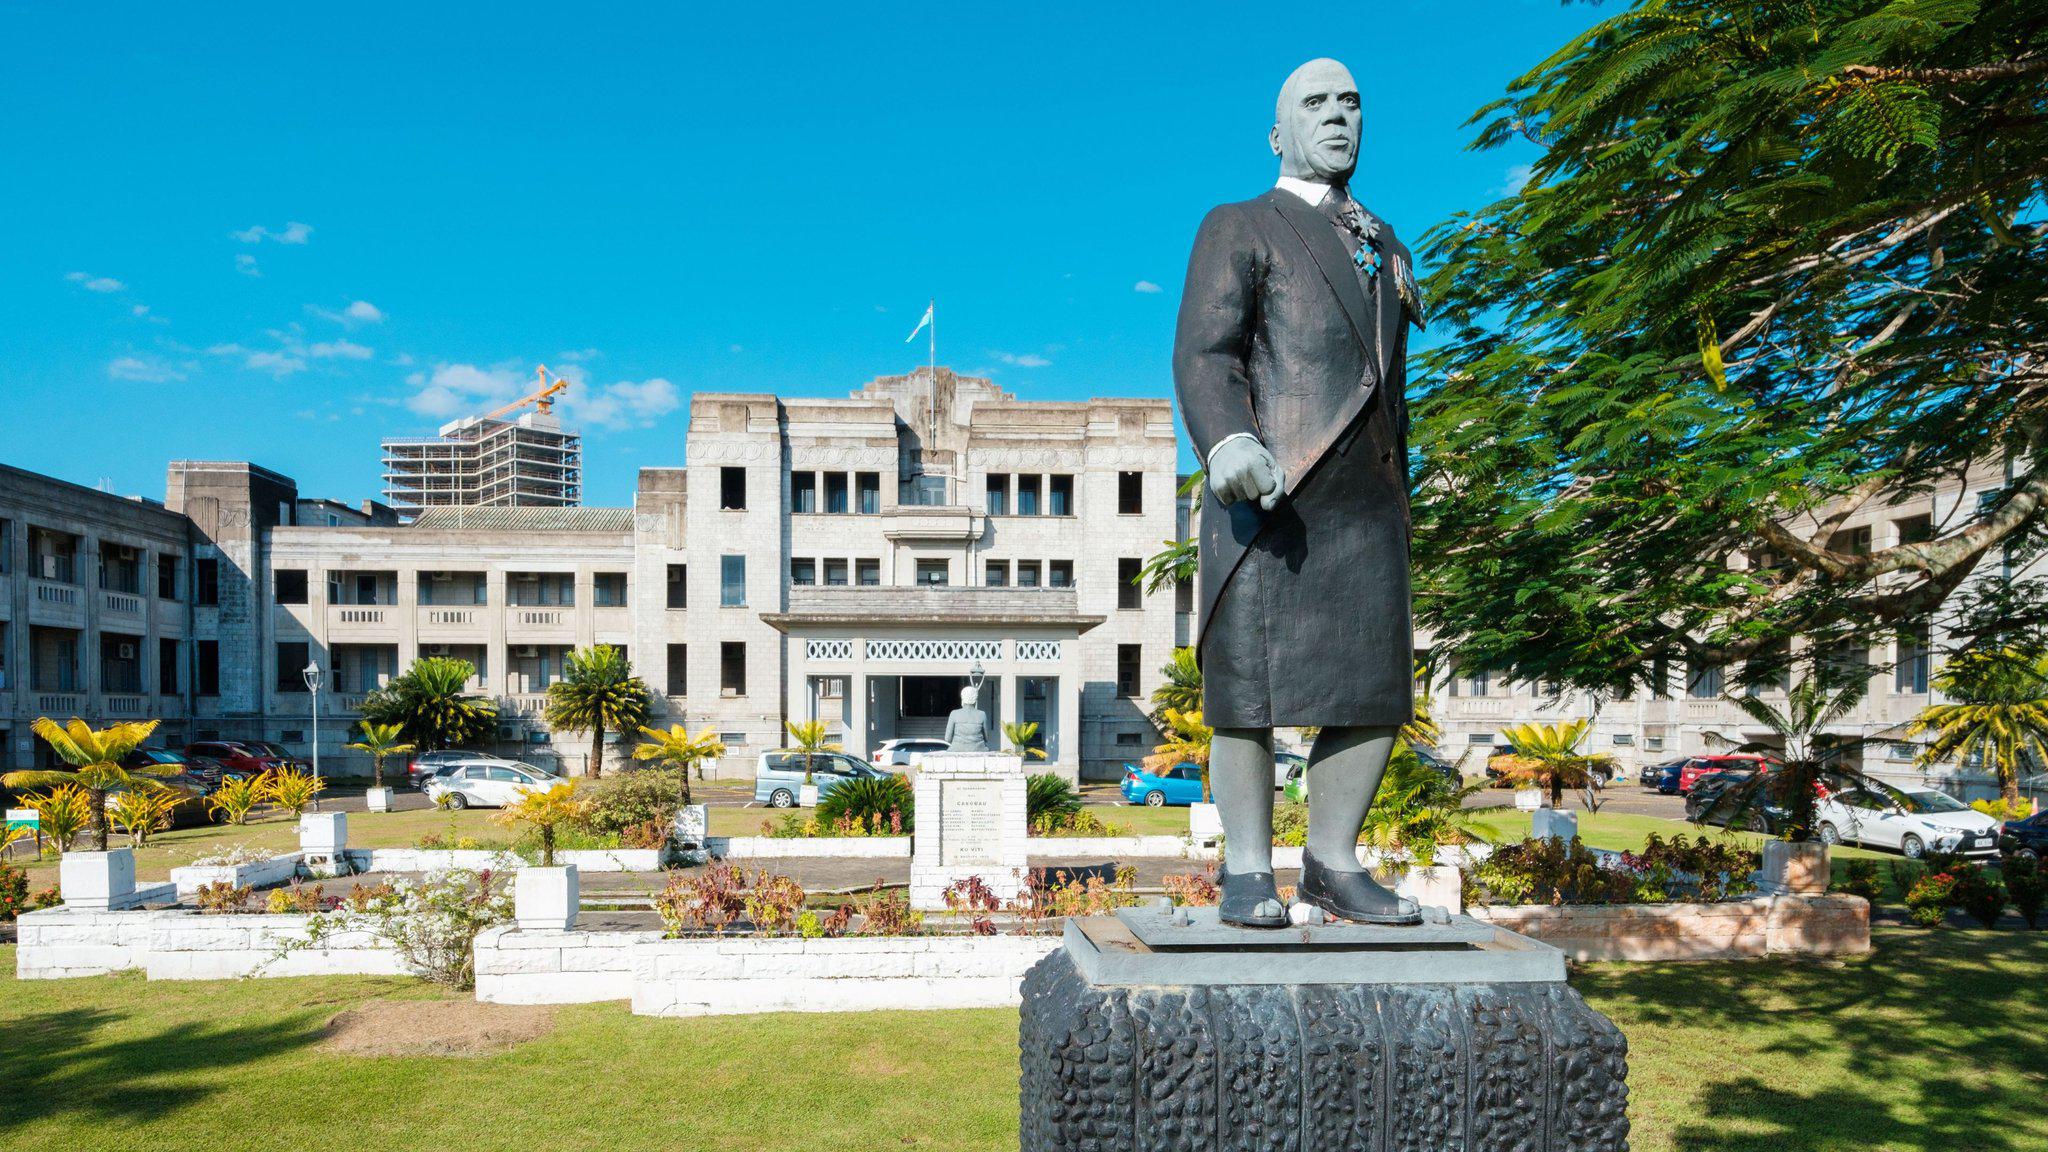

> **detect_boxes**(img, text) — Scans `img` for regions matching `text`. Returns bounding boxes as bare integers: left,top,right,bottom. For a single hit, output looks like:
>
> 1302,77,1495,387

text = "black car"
2000,810,2048,860
1412,745,1463,790
122,748,225,791
1687,771,1784,833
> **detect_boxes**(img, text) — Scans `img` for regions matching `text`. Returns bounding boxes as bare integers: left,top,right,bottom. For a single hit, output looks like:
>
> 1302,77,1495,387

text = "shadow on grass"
1576,929,2048,1151
0,997,329,1128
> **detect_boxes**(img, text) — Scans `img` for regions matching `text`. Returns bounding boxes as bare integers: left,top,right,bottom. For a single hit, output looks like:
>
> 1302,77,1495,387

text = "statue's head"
959,686,979,709
1270,58,1360,183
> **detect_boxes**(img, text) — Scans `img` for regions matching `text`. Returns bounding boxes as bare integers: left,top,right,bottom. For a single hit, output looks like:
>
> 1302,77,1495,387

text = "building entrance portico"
765,587,1101,781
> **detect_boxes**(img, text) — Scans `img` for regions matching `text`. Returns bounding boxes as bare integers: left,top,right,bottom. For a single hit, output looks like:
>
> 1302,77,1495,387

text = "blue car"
1120,762,1206,807
1640,758,1687,795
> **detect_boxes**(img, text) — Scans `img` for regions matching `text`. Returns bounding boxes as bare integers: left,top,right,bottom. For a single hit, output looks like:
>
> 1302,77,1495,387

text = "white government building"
0,367,2036,796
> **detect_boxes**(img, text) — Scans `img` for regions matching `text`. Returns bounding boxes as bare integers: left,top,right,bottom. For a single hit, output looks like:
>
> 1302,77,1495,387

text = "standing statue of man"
1173,58,1424,928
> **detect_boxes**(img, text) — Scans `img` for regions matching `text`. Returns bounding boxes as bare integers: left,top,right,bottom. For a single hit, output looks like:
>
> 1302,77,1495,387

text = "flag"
905,303,932,343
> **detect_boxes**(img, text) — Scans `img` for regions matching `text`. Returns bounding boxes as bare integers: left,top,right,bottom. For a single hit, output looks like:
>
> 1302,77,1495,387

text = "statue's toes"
1254,898,1284,919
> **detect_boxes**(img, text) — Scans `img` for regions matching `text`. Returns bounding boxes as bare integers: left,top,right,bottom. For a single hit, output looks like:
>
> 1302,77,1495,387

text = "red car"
1677,754,1773,794
184,740,291,780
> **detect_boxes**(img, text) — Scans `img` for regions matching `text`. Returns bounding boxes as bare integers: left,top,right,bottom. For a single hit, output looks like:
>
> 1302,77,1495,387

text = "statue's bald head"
1270,58,1361,183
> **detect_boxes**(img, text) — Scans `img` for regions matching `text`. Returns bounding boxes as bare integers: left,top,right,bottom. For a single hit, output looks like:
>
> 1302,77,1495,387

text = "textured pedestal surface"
1019,920,1629,1151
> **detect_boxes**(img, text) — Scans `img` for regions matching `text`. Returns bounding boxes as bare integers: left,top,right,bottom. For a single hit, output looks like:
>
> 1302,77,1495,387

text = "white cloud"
207,342,306,378
557,347,601,363
1502,163,1535,195
309,339,374,360
1133,280,1164,294
309,299,385,326
232,221,313,245
236,253,261,277
563,377,680,430
66,271,125,293
405,362,526,417
991,351,1052,368
391,352,416,367
107,356,187,383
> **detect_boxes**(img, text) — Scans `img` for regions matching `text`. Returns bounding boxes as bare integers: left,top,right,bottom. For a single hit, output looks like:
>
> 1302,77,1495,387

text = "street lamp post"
303,661,323,812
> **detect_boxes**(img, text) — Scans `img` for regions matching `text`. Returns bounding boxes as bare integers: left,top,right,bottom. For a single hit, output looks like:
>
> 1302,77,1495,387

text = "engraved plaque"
941,778,1004,867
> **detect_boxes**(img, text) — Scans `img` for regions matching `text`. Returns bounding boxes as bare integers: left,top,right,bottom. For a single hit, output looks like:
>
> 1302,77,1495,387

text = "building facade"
381,410,582,520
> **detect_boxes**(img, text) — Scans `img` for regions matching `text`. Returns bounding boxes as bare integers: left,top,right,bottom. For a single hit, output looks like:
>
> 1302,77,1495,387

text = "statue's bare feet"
1299,848,1422,925
1218,865,1289,928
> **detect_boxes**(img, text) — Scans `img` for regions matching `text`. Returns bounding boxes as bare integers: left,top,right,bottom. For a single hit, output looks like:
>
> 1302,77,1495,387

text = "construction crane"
478,366,571,422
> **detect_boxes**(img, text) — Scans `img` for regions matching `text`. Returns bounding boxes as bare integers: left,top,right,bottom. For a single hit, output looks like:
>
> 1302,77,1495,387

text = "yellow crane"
479,366,570,422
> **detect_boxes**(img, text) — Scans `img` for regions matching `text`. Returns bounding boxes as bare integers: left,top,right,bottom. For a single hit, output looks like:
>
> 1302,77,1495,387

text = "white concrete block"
365,786,395,812
515,865,579,931
60,849,137,911
1531,808,1579,842
299,812,348,854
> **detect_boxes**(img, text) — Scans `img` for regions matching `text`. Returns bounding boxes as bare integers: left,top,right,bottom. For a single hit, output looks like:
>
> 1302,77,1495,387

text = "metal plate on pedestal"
1116,904,1495,950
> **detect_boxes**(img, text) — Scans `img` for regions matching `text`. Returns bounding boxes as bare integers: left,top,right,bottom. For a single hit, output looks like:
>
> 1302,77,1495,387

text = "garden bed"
1469,894,1870,961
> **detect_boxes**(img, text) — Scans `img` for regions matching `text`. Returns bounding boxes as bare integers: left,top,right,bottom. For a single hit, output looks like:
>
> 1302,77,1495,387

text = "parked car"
871,738,951,769
407,748,489,789
1815,782,1999,858
1686,771,1783,832
1677,754,1772,794
240,740,311,773
1999,810,2048,860
104,772,215,828
183,740,288,781
122,748,224,791
1121,762,1206,807
1412,746,1463,789
755,751,891,808
1274,750,1307,789
422,760,566,809
1640,758,1689,794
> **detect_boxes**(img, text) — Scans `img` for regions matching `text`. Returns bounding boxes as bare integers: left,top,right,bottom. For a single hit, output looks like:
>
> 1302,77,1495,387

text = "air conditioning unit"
117,643,136,660
425,644,451,656
516,645,541,658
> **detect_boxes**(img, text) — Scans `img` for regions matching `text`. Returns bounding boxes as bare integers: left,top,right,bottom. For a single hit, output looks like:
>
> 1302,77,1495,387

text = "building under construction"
381,369,582,520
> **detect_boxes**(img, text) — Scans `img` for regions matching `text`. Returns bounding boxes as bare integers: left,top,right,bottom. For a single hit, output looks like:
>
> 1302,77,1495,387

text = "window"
275,569,308,604
419,571,486,605
195,558,220,606
667,564,687,608
1118,558,1143,610
594,573,628,607
157,555,178,600
1017,560,1041,588
856,559,881,586
856,472,880,514
985,473,1010,516
720,467,747,510
666,644,687,696
508,572,574,606
1686,662,1722,699
721,642,746,696
791,472,817,514
985,560,1009,587
1116,644,1141,697
196,641,220,696
791,558,816,586
1894,514,1933,546
1645,736,1665,752
1048,560,1073,588
276,642,310,692
1017,475,1042,516
1049,474,1073,516
1118,471,1143,515
1115,732,1143,747
1467,732,1495,745
824,558,848,586
1826,525,1872,556
1612,733,1635,746
158,639,179,694
916,559,950,586
825,473,849,514
720,731,748,747
720,556,746,606
1895,621,1931,693
1453,667,1490,697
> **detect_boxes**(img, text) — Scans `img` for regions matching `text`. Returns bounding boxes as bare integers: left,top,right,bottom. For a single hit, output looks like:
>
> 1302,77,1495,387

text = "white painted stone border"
15,906,402,980
473,925,650,1004
712,836,911,859
172,852,304,896
1469,894,1870,961
633,933,1060,1016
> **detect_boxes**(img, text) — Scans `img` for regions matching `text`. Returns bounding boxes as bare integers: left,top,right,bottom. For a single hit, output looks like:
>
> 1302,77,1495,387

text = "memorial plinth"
909,752,1027,910
1019,907,1629,1151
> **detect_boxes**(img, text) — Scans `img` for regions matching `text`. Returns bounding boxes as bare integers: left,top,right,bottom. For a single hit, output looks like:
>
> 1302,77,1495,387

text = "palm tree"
1151,647,1202,716
345,721,415,790
1498,719,1605,809
782,720,841,785
1404,660,1442,750
633,724,728,808
360,656,497,751
545,645,653,779
492,782,589,867
2,718,176,851
1144,707,1214,800
1911,648,2048,809
1003,721,1049,761
1708,666,1870,841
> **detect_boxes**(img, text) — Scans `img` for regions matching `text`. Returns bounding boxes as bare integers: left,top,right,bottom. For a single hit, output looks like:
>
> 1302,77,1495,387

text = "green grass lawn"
3,926,2043,1151
1465,806,1896,861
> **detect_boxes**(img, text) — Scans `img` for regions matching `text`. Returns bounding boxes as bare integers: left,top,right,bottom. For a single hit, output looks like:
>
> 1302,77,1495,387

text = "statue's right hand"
1208,436,1284,510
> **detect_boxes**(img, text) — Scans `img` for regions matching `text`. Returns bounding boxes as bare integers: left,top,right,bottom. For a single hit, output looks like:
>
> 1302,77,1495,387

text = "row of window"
710,466,1151,518
268,640,751,699
3,520,189,598
789,471,883,515
791,558,883,586
273,570,629,608
1447,628,1938,700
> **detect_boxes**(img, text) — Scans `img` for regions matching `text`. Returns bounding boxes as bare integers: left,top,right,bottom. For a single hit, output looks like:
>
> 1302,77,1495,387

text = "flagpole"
927,297,936,458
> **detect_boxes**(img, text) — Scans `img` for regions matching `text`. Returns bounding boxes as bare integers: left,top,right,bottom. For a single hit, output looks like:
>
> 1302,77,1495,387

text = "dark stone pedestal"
1019,911,1628,1152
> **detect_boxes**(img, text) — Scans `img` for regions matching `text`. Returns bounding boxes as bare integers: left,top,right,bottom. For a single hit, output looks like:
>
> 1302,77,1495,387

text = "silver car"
423,760,565,810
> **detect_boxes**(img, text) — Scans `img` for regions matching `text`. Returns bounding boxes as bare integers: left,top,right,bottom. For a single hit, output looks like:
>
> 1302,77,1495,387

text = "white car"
423,760,565,810
871,738,950,770
1816,784,2000,858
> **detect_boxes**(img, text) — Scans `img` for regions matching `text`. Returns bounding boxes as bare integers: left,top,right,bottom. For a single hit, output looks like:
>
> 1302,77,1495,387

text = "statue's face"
1270,58,1361,182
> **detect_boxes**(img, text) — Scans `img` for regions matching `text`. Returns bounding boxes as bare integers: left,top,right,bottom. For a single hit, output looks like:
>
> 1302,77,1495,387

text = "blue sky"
2,1,1602,506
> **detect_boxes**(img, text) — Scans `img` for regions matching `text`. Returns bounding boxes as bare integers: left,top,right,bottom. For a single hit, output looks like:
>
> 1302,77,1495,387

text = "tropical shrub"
631,725,726,807
359,656,498,753
815,774,915,835
2004,854,2045,929
491,782,589,867
345,721,415,790
1163,870,1220,907
847,888,923,936
194,881,252,914
1025,773,1082,826
204,774,267,826
762,811,902,838
266,882,333,914
1971,798,2033,823
620,817,676,852
1029,808,1130,838
262,767,326,816
1833,859,1885,903
3,718,173,851
22,784,93,853
1620,835,1759,903
109,786,184,847
1018,866,1140,926
1470,834,1757,907
1271,800,1310,847
742,873,808,935
1904,871,1958,928
1950,866,2008,929
942,875,1004,934
579,768,682,834
657,862,814,935
291,869,512,989
0,863,30,921
545,645,653,778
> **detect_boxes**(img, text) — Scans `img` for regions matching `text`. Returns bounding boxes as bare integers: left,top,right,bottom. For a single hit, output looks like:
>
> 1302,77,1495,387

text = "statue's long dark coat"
1172,188,1417,729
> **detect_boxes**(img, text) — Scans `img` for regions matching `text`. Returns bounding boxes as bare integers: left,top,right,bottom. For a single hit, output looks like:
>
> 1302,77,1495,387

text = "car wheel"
770,789,795,809
1144,790,1166,807
444,792,469,811
1901,833,1925,859
2016,846,2040,863
1818,822,1841,846
1744,811,1770,834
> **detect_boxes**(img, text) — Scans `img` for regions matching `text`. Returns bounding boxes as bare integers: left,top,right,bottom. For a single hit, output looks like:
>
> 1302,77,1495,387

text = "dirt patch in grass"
320,998,555,1057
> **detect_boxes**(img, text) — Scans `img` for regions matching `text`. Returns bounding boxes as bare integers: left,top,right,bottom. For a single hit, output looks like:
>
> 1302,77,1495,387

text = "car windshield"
1901,790,1968,814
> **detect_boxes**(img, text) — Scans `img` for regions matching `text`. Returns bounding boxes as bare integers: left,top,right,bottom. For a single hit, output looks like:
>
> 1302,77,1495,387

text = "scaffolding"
381,410,582,521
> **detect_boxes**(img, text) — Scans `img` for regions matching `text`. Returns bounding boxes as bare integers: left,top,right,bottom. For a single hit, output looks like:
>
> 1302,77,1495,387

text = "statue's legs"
1211,726,1286,926
1299,723,1420,923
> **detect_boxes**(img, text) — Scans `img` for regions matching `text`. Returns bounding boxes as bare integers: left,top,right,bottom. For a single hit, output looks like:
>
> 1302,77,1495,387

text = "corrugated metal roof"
408,506,632,532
